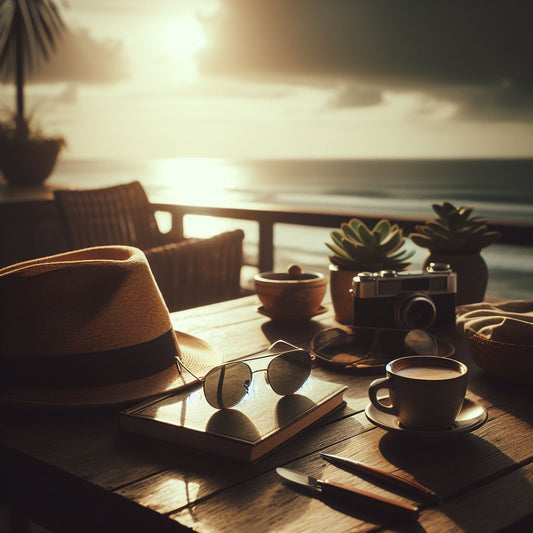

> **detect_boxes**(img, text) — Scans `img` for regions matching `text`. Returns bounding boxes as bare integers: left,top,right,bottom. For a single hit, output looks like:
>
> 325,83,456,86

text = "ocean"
48,157,533,301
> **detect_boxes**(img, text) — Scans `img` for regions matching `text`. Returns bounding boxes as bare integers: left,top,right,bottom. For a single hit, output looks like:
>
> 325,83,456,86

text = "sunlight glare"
149,158,246,237
169,16,206,66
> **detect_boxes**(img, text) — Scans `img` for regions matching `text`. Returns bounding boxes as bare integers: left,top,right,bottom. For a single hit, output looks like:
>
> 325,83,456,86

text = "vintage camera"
352,263,457,329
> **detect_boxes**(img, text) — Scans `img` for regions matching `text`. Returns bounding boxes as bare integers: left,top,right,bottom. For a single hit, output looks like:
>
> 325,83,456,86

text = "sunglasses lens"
312,327,441,368
268,350,311,395
313,327,375,364
203,362,252,409
313,328,353,351
371,329,407,358
404,329,438,355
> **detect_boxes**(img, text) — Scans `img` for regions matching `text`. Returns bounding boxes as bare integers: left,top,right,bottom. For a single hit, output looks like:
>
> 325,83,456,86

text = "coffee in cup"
368,356,468,430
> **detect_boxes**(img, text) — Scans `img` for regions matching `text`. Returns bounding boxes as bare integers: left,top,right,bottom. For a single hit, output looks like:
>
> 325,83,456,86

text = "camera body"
352,263,457,329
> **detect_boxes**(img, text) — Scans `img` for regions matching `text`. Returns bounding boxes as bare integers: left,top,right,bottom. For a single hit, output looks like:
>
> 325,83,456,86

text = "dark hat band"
0,329,178,390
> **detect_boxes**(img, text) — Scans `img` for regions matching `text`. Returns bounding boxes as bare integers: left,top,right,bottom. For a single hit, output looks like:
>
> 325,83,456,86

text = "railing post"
169,211,185,241
258,220,274,273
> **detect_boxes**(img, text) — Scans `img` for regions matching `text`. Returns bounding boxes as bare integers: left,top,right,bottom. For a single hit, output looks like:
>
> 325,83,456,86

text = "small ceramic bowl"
254,265,327,321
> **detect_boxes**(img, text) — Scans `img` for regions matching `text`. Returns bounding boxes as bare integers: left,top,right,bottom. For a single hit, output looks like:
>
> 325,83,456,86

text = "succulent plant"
326,218,414,271
409,202,500,253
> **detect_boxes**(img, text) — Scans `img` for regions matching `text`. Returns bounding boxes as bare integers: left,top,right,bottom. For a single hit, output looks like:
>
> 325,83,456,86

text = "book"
120,376,346,462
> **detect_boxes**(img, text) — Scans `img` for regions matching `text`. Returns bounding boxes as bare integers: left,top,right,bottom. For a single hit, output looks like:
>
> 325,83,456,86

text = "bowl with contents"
466,332,533,383
254,264,327,321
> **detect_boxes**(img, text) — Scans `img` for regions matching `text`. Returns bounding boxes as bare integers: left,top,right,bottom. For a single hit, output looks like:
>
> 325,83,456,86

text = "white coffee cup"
368,356,468,430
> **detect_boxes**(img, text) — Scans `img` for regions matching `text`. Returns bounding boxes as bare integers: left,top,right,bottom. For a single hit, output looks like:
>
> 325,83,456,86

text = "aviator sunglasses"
311,326,455,370
179,340,312,409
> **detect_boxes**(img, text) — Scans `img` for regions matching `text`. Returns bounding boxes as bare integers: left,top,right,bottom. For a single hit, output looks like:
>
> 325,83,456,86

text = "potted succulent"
326,218,414,323
409,201,500,305
0,0,67,186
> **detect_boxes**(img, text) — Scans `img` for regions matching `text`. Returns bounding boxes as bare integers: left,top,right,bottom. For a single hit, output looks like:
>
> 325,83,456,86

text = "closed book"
120,376,346,462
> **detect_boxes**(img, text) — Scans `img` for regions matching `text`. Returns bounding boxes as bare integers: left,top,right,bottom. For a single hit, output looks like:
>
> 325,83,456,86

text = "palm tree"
0,0,65,139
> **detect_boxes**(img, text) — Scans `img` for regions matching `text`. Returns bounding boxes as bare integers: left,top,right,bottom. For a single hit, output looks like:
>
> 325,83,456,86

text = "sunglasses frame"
178,340,313,409
311,326,455,371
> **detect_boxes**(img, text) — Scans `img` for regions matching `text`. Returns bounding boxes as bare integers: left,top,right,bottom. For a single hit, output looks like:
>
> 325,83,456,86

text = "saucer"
365,398,488,437
257,305,327,321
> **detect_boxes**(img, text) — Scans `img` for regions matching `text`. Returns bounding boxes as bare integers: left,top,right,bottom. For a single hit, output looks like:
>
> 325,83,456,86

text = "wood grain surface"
2,294,532,532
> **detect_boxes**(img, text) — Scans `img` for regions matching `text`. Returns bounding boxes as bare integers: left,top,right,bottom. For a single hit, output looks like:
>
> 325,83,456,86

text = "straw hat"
0,246,221,408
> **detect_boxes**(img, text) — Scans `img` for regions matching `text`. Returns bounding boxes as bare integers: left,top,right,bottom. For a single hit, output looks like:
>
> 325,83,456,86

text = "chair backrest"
54,181,167,250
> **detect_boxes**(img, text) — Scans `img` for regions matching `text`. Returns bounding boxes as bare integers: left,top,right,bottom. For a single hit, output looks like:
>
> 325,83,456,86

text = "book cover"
120,376,346,462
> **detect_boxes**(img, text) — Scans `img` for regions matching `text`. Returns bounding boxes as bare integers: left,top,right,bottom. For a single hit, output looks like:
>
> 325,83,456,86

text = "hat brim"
1,330,221,409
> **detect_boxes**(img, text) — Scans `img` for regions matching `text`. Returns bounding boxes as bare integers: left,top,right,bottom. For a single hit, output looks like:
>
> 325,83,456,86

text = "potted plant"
326,218,414,323
409,201,500,305
0,0,67,186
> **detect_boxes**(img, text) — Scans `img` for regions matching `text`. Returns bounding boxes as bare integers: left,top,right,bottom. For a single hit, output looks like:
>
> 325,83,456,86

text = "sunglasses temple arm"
268,339,301,352
175,356,201,381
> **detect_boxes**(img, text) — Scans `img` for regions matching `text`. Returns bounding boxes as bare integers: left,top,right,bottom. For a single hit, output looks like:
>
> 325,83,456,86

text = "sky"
1,0,532,160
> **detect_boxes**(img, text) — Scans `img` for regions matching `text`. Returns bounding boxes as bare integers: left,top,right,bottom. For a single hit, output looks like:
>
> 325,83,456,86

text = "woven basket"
466,331,533,383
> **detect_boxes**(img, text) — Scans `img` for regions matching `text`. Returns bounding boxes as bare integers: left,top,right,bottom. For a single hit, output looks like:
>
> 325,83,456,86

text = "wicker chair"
54,181,244,312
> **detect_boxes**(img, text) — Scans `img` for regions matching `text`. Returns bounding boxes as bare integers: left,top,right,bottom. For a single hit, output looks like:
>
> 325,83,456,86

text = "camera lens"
394,293,436,330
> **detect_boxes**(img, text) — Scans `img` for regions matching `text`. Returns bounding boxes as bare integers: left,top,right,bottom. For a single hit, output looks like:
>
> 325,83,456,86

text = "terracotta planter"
329,264,358,324
254,267,327,321
424,252,488,305
0,137,63,186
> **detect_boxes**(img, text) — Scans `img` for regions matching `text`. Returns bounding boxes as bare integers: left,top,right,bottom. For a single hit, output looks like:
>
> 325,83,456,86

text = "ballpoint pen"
321,453,439,503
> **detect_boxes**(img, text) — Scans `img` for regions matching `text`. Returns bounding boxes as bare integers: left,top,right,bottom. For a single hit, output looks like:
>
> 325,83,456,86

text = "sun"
171,16,207,61
157,14,207,80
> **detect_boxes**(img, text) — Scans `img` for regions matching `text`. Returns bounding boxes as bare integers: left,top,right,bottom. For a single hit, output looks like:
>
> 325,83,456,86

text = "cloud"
30,28,129,85
327,84,383,109
454,81,533,121
197,0,533,120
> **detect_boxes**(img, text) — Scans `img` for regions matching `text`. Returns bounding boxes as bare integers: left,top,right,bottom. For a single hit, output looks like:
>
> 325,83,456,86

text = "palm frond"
0,0,65,80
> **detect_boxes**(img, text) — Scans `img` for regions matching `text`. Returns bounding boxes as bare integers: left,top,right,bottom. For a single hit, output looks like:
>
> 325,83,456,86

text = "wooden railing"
153,201,533,273
1,198,532,273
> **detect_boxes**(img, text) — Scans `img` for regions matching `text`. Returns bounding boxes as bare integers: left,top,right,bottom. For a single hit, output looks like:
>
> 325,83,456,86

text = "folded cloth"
456,300,533,345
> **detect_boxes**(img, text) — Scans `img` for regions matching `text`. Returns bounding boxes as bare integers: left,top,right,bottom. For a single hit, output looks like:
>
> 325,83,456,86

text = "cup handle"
368,377,397,415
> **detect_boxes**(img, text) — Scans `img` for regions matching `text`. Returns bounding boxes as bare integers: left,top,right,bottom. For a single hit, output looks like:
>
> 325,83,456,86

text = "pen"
320,453,439,503
277,467,419,521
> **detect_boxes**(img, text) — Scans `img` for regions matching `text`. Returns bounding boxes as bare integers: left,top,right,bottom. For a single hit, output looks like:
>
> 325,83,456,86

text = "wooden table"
2,295,533,532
